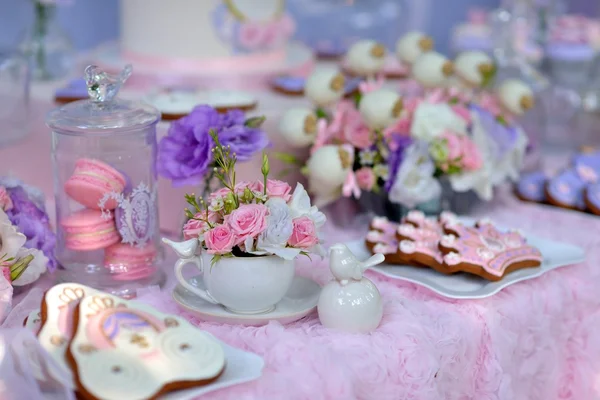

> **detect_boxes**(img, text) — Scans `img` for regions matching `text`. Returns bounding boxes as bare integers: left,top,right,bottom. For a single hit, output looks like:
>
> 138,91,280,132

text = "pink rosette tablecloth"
1,81,599,399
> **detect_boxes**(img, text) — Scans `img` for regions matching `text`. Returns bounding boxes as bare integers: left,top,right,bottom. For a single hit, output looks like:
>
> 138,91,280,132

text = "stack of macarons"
61,158,157,279
515,149,600,216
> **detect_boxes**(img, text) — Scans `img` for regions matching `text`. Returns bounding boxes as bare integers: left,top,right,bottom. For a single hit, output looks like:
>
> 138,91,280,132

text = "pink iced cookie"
104,243,157,281
369,216,399,235
64,158,126,210
440,219,542,281
61,209,121,251
396,223,446,270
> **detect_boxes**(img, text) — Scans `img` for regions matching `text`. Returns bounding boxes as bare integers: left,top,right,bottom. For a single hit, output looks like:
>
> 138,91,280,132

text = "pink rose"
182,212,219,240
209,187,233,201
355,167,376,190
227,204,268,244
442,131,462,161
238,22,267,50
204,225,237,255
0,187,13,211
266,179,292,201
344,118,373,149
383,117,412,139
288,216,319,249
329,100,356,136
460,136,483,171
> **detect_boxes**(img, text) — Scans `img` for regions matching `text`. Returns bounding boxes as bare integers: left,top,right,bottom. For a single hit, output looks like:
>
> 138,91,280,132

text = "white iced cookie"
412,52,454,89
278,108,318,148
497,79,534,115
359,89,402,130
454,51,495,87
305,68,345,107
345,40,387,76
395,31,434,65
305,145,351,206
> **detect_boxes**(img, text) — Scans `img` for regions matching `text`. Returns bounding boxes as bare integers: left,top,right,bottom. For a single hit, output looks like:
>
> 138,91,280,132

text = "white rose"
278,108,317,147
254,198,300,260
410,102,468,142
388,142,441,208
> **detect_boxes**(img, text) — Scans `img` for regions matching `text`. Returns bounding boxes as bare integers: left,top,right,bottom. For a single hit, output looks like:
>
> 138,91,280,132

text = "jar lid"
46,65,160,134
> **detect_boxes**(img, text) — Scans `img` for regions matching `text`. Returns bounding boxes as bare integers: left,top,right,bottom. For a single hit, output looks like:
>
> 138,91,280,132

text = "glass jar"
0,51,31,146
288,0,408,58
46,65,164,298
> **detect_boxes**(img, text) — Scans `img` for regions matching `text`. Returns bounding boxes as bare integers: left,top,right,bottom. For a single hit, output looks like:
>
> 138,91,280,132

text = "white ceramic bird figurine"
318,243,385,333
162,237,198,259
329,243,385,285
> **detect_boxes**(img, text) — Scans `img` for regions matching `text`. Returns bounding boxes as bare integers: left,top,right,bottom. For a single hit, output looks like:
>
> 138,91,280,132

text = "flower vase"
357,178,480,221
19,2,73,81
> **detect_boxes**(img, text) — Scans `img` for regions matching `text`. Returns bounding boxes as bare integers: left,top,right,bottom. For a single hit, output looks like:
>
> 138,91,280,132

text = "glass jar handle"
84,64,132,103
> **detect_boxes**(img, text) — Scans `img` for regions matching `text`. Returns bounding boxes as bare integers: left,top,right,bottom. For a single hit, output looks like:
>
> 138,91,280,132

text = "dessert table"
1,76,600,400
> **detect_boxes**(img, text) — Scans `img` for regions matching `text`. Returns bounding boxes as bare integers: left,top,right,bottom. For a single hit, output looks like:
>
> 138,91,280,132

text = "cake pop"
412,52,454,88
305,68,346,108
345,39,387,77
278,108,318,147
395,31,434,65
359,89,402,130
497,79,534,115
454,51,495,87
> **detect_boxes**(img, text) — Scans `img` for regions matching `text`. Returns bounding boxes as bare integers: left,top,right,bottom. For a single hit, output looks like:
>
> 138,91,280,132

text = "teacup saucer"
172,275,320,326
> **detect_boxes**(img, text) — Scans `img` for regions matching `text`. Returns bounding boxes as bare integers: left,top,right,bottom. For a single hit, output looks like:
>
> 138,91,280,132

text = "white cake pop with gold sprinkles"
454,51,495,87
412,52,454,89
497,79,534,115
345,40,387,76
359,89,402,130
395,31,434,65
279,108,318,148
305,67,346,107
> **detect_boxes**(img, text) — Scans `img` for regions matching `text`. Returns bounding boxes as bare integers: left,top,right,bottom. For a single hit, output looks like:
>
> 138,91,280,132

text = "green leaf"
299,251,313,261
315,107,328,120
272,152,303,165
353,91,363,107
244,116,266,128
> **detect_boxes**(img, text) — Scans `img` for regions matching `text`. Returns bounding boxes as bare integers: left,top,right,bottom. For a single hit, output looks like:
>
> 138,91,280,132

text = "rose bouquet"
157,105,270,193
0,178,55,286
277,37,534,213
181,130,325,264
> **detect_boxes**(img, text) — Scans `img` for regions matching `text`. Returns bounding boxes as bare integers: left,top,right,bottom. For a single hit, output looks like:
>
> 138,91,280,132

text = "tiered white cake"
120,0,295,64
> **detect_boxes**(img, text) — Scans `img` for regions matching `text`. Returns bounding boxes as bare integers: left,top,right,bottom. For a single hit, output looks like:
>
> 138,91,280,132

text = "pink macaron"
104,243,157,281
61,209,121,251
64,158,127,210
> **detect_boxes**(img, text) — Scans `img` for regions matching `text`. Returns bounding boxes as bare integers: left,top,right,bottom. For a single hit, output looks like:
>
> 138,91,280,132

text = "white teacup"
174,251,295,315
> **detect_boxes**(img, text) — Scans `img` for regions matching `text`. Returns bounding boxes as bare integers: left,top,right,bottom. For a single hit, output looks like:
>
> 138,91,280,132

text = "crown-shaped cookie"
369,216,399,234
440,220,542,281
396,223,445,270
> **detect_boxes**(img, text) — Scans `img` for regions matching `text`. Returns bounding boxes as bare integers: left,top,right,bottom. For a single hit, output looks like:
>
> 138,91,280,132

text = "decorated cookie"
571,150,600,177
358,89,402,130
66,293,226,400
412,52,454,88
37,283,102,388
344,40,387,77
395,31,434,65
24,309,42,334
54,79,89,104
196,89,258,113
515,171,547,203
401,210,457,230
270,76,306,96
440,220,542,281
369,216,399,235
585,182,600,215
545,168,588,210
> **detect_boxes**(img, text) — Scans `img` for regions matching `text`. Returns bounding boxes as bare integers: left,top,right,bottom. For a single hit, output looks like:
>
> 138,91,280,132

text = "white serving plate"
346,224,586,299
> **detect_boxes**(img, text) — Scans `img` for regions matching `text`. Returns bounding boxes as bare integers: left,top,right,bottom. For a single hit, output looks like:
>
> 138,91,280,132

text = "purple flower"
5,186,57,271
385,135,413,192
157,105,269,185
219,125,270,162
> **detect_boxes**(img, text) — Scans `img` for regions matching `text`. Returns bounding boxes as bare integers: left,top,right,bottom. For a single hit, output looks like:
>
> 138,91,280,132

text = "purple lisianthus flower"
4,185,57,271
385,135,413,192
157,105,269,185
219,125,270,162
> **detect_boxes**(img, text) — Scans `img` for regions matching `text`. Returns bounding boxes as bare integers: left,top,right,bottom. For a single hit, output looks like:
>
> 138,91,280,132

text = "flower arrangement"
277,37,534,211
157,105,270,191
0,178,55,286
181,130,325,264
